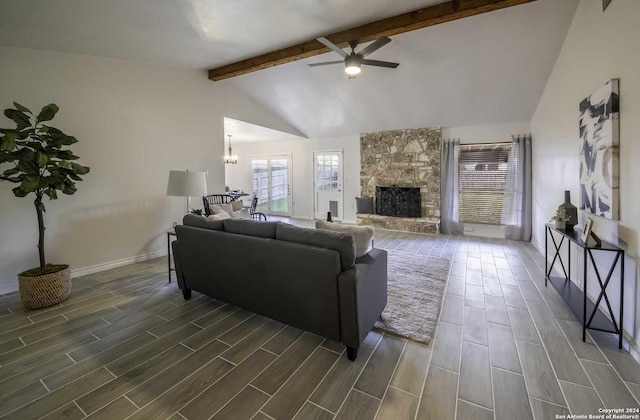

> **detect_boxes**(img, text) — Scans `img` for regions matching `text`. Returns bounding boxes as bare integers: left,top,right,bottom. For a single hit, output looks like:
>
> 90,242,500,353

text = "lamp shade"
166,170,207,197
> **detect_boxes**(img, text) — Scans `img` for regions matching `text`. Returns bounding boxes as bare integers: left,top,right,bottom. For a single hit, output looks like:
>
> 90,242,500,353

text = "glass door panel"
251,159,269,213
269,158,289,215
250,156,291,216
313,151,343,220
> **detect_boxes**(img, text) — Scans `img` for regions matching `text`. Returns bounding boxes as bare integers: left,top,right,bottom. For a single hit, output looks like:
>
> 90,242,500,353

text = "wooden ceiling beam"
208,0,536,81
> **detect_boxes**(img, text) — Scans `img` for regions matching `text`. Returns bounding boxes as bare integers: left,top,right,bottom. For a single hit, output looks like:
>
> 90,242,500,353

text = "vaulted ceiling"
0,0,579,138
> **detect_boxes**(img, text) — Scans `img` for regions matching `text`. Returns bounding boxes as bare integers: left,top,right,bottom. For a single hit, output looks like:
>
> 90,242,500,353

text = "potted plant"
0,103,90,309
550,207,570,230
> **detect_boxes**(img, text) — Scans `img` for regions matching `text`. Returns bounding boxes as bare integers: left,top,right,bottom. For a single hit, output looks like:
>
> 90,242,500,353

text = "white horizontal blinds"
458,143,512,225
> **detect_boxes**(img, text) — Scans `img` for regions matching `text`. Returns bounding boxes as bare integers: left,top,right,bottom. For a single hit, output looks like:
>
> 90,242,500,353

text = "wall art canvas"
579,78,619,220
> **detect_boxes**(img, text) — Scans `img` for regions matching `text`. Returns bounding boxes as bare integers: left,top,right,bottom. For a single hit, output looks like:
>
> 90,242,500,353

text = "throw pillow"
207,212,230,221
230,208,252,219
231,200,244,212
355,196,374,214
315,220,374,257
210,203,233,215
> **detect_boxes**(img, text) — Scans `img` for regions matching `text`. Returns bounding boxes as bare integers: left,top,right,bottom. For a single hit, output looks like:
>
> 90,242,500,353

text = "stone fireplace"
358,128,441,233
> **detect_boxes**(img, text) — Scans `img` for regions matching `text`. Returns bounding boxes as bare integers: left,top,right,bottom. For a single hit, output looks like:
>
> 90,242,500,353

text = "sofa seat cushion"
223,218,279,238
183,214,225,230
276,223,355,270
315,220,374,258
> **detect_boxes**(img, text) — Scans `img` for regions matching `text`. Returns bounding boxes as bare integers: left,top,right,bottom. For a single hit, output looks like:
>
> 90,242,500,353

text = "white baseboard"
70,249,167,278
629,342,640,365
531,237,544,254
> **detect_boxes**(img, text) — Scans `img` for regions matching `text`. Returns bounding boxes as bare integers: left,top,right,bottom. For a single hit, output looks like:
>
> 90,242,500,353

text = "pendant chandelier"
224,134,238,164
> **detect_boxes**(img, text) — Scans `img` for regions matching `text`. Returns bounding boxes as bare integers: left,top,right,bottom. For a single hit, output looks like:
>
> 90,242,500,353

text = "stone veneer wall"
360,128,441,220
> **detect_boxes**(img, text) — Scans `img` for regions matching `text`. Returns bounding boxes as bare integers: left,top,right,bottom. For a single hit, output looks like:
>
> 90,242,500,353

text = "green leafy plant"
0,103,90,274
550,207,570,223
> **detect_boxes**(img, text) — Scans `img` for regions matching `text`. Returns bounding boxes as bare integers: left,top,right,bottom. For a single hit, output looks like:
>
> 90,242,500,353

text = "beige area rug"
374,251,451,344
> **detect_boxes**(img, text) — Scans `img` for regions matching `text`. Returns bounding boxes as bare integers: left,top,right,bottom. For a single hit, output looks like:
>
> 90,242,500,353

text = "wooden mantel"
208,0,536,81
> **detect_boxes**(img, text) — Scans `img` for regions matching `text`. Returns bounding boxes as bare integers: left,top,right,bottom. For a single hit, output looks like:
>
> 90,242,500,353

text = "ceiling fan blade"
361,59,399,69
308,61,344,67
316,37,347,58
359,37,391,57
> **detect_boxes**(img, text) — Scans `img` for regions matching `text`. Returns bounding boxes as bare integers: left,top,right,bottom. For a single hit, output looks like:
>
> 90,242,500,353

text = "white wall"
531,0,639,352
0,46,227,288
442,121,531,143
224,135,360,223
223,89,307,139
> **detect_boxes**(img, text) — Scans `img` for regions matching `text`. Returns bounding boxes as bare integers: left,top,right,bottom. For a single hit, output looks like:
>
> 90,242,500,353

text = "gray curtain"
440,139,463,234
502,134,532,241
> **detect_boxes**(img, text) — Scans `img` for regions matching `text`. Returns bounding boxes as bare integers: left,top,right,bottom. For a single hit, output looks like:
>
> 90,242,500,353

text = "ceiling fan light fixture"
345,64,361,75
344,55,361,75
311,37,397,77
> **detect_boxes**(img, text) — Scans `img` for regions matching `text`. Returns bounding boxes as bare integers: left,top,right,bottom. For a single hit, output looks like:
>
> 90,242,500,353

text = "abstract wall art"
579,79,619,220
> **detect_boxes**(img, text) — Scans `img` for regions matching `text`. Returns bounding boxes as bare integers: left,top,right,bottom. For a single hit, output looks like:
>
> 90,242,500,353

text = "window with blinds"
458,143,511,225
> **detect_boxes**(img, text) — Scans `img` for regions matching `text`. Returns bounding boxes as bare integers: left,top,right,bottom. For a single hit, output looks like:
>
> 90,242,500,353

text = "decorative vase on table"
557,190,578,229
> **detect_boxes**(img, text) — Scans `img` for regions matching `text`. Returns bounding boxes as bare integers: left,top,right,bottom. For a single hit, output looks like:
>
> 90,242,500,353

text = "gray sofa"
171,214,387,361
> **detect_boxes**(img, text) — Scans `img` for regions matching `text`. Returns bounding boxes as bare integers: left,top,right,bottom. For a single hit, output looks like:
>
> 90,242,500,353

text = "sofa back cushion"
223,218,279,238
183,214,224,231
276,223,355,270
315,220,374,258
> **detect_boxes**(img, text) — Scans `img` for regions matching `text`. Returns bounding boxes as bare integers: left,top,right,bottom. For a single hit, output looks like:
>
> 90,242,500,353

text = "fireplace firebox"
376,186,421,218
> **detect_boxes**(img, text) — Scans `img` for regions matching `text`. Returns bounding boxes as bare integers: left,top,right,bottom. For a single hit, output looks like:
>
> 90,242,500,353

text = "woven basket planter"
18,265,71,309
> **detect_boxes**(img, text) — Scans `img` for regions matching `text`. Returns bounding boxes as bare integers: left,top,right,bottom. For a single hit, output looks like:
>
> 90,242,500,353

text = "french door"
313,150,343,221
250,156,291,216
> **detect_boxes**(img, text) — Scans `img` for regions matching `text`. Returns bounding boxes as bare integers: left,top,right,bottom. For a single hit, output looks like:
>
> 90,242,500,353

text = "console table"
544,223,624,349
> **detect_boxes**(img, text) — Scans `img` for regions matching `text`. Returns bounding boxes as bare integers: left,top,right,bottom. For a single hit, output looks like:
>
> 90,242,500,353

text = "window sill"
462,223,506,239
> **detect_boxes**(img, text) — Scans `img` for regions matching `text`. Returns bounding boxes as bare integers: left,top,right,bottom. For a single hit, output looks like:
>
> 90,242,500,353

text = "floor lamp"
166,170,207,214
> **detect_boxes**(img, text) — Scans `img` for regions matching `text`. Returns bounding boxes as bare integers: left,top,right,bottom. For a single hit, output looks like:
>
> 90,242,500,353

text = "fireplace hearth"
376,186,421,218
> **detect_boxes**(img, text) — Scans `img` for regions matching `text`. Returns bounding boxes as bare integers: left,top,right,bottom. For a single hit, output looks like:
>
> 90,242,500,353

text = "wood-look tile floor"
1,226,639,419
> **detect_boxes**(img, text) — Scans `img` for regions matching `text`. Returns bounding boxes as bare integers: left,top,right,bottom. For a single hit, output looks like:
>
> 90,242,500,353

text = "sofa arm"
171,241,188,294
338,248,388,351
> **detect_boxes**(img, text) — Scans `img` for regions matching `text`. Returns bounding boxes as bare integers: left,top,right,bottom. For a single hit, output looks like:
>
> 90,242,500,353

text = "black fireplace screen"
376,186,421,218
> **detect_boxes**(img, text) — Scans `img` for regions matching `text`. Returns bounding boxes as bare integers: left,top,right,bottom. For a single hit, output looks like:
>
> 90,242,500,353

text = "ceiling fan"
309,36,399,78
